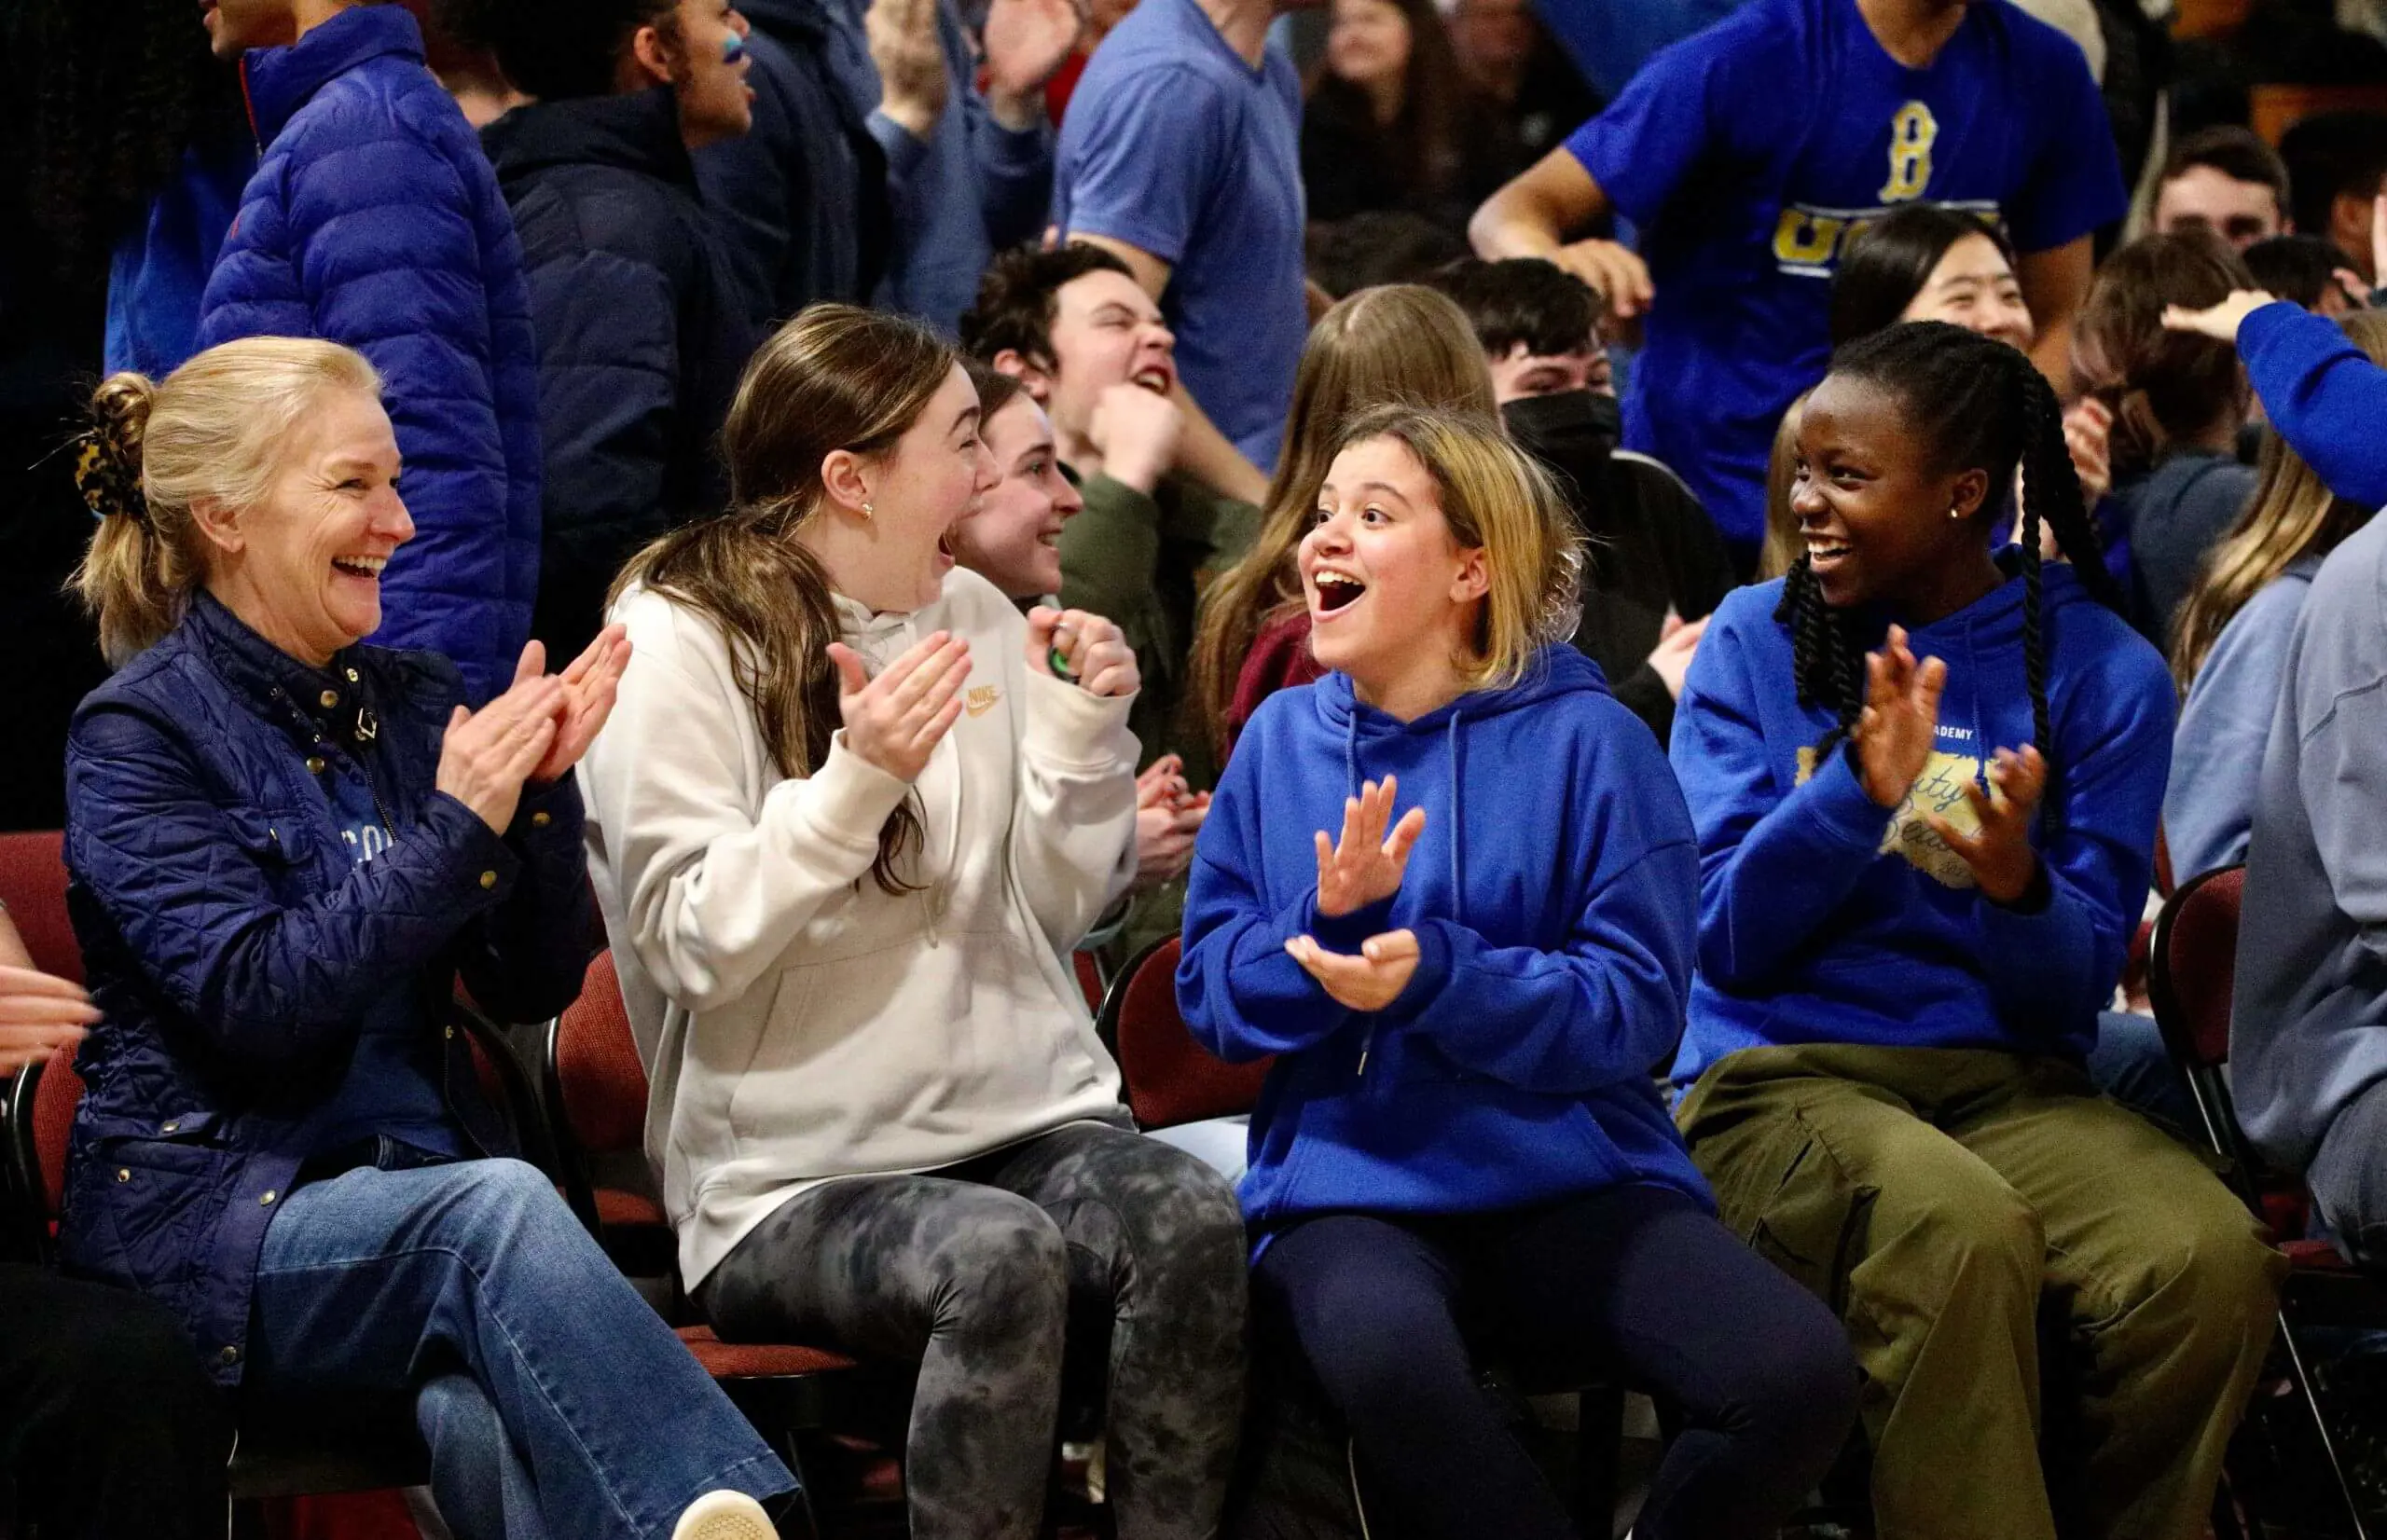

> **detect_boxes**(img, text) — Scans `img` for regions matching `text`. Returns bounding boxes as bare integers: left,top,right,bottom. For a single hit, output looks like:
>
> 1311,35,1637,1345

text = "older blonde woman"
61,337,793,1540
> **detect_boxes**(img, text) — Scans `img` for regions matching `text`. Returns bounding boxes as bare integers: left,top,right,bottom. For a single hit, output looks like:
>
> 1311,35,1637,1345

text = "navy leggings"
1254,1184,1858,1540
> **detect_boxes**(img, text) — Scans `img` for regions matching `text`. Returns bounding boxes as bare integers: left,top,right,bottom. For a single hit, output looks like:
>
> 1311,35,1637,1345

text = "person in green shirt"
962,241,1263,797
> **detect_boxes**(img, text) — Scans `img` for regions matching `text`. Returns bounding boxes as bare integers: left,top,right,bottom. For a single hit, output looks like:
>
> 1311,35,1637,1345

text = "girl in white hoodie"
579,306,1246,1540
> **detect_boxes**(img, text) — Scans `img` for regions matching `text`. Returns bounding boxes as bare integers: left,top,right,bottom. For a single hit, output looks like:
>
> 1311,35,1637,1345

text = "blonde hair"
2172,309,2387,689
72,337,382,667
1187,284,1499,757
1331,404,1582,693
1757,391,1813,583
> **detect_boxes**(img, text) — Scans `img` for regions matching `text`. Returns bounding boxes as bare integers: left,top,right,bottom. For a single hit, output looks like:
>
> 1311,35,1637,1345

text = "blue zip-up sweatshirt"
1178,646,1712,1237
2241,299,2387,512
1669,560,2173,1084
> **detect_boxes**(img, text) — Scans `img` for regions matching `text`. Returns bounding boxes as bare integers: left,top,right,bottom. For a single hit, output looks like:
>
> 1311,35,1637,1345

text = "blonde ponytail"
69,338,382,667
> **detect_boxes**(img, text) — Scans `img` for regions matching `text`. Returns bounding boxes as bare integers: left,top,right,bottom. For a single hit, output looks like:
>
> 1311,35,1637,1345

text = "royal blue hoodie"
1178,645,1712,1238
1669,560,2174,1085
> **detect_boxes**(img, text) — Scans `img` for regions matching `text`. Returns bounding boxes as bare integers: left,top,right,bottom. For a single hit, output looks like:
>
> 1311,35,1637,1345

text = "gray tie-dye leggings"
695,1121,1249,1540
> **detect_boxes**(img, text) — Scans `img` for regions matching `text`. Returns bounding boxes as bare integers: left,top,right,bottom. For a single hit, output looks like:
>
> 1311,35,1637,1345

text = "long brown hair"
1186,284,1498,759
1308,0,1474,206
609,305,957,894
2072,231,2255,479
2172,309,2387,688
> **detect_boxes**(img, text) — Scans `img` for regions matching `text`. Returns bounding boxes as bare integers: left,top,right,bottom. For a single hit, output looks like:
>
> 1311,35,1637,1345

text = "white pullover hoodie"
581,568,1139,1286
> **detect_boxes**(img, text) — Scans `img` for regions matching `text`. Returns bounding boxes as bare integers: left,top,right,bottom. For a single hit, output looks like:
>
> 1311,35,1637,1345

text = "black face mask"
1500,389,1621,464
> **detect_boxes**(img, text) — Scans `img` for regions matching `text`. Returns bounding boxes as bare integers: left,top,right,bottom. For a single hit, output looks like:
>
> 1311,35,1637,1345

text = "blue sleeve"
2164,586,2301,881
1387,792,1698,1095
1668,597,1897,987
456,775,599,1024
948,2,1051,251
1559,13,1769,225
1975,650,2172,1027
2241,301,2387,511
1055,64,1224,266
2003,28,2127,254
291,117,519,700
1176,728,1359,1062
64,700,524,1066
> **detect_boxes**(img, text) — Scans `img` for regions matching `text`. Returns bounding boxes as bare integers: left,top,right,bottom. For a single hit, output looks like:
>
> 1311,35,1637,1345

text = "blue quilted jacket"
59,592,594,1385
198,6,541,705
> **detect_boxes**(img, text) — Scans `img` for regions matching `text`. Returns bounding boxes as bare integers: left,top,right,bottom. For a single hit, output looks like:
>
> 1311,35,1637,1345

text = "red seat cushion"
675,1324,857,1379
1112,938,1271,1131
2285,1237,2357,1272
595,1187,666,1230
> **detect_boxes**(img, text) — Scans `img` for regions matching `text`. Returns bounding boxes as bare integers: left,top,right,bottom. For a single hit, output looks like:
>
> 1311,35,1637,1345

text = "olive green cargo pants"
1676,1045,2286,1540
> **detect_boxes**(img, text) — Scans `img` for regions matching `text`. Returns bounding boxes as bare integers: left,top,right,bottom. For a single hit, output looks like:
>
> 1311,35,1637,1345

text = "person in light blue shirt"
1053,0,1308,475
2159,301,2387,884
1470,0,2125,565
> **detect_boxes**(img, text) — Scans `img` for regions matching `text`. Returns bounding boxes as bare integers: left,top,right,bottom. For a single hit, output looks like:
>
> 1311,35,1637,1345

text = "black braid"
1774,559,1864,763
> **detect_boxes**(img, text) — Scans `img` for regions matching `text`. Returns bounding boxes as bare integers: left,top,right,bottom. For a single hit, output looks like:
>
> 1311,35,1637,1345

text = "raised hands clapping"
1852,625,1947,810
1287,777,1428,1011
828,630,973,783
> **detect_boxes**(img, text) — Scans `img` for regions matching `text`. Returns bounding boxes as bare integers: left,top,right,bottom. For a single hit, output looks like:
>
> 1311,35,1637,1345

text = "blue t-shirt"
1564,0,2125,557
1053,0,1307,471
313,745,463,1158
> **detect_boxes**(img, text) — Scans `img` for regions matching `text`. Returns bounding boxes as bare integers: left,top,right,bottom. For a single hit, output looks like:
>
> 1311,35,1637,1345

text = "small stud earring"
862,502,875,520
1949,502,1964,521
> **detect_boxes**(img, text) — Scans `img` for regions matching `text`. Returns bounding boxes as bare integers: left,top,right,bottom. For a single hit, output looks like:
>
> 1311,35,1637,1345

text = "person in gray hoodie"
2232,485,2387,1265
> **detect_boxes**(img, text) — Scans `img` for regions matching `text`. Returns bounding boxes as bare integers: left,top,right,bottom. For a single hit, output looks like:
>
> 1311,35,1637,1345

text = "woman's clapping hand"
829,631,973,783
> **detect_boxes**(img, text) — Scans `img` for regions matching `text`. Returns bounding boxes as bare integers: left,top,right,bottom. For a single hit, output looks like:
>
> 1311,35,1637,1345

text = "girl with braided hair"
1668,320,2285,1540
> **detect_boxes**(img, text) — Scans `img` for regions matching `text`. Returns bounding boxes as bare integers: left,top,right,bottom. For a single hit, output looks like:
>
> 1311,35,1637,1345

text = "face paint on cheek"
723,32,746,63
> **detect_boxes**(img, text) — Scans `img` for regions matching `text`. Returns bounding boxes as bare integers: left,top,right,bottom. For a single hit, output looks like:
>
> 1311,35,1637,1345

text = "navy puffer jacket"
484,89,761,665
198,6,541,705
61,592,593,1385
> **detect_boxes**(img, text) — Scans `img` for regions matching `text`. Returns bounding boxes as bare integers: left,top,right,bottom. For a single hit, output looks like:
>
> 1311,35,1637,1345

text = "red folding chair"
1098,935,1272,1131
6,1045,433,1502
544,950,903,1533
2148,864,2387,1540
0,831,81,983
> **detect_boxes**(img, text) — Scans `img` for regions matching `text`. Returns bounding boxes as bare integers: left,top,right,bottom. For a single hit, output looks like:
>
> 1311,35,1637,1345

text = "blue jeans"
2089,1010,2201,1135
249,1157,793,1540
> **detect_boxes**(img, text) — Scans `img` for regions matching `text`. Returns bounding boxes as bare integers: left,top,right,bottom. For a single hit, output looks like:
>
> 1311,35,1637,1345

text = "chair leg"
1574,1382,1624,1540
2277,1309,2372,1540
773,1432,825,1540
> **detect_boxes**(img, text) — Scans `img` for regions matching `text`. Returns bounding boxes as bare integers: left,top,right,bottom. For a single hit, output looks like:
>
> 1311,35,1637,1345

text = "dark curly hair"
958,241,1138,370
17,0,241,280
1425,256,1602,360
1777,323,2118,811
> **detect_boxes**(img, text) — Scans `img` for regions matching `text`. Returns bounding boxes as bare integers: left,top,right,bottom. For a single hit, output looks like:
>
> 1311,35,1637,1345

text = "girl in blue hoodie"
1179,405,1856,1540
1669,321,2284,1540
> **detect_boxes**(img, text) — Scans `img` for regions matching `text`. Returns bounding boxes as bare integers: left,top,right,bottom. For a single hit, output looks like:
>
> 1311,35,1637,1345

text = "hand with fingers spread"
1285,928,1420,1012
0,964,100,1073
1925,744,2049,904
829,630,973,782
983,0,1083,127
2161,290,2277,347
1314,776,1426,919
528,625,633,787
1852,626,1948,810
437,668,565,833
1028,606,1138,697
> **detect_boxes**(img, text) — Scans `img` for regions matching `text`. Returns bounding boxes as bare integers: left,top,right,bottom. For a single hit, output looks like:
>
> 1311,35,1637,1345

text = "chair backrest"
2149,864,2243,1073
1073,950,1106,1014
552,950,647,1161
1101,936,1272,1131
0,831,81,984
7,1044,86,1260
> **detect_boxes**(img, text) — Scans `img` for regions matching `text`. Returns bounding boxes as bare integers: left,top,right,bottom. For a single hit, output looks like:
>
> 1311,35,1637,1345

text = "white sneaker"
669,1490,779,1540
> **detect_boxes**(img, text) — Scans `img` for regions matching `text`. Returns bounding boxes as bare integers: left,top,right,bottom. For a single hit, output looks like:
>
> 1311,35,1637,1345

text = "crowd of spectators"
14,0,2387,1537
